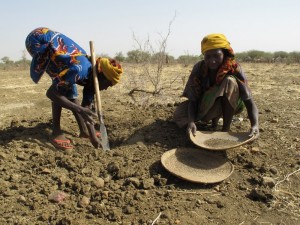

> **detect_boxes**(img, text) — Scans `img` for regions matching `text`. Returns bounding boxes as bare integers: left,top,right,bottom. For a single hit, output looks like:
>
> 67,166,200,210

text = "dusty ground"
0,63,299,225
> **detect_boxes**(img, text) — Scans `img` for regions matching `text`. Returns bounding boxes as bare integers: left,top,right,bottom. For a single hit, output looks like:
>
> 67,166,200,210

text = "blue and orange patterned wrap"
25,27,91,99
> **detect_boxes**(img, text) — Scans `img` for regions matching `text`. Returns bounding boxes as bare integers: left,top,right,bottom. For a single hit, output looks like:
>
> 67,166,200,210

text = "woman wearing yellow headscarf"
26,27,123,150
173,34,259,138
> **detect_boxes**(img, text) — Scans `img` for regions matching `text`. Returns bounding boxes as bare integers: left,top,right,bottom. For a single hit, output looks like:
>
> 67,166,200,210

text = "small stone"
81,168,92,174
141,178,155,189
48,191,68,203
58,175,68,184
16,153,29,161
103,175,111,183
140,190,148,195
122,205,135,214
214,185,220,192
271,118,279,123
18,195,26,203
251,147,260,153
161,211,171,219
93,177,105,188
82,184,91,194
10,174,21,182
270,167,278,175
262,176,276,188
238,184,248,191
42,168,52,174
79,196,90,207
174,219,181,224
125,177,140,188
196,199,204,206
102,191,109,198
134,192,144,201
107,162,120,173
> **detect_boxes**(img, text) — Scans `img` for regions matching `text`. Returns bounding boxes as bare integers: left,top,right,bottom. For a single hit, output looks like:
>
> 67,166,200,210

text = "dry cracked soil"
0,63,299,225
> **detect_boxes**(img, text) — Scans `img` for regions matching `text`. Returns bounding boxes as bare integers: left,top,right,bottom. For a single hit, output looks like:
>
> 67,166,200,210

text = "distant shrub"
177,55,201,66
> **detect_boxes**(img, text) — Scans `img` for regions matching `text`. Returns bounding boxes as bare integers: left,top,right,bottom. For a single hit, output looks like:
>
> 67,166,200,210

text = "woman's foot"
50,134,73,150
211,117,221,131
79,131,101,139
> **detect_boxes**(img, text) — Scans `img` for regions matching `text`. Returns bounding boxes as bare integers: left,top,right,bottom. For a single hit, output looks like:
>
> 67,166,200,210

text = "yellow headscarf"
201,33,232,54
96,58,123,85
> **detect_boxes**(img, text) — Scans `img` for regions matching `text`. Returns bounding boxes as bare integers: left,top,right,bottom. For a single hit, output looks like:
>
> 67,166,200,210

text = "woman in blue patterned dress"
25,27,123,150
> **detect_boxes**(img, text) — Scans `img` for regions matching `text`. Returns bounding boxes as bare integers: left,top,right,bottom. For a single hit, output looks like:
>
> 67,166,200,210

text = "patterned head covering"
199,33,236,85
201,33,234,55
25,27,88,84
96,58,123,85
183,34,251,102
25,28,53,83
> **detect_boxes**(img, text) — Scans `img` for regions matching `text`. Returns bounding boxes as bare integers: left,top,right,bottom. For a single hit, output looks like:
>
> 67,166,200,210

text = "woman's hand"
85,122,101,148
249,125,259,138
244,99,259,139
46,85,97,126
187,122,197,136
89,134,101,148
79,107,97,125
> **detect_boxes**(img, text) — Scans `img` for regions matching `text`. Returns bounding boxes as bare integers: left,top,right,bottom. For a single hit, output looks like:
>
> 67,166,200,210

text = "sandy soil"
0,63,299,225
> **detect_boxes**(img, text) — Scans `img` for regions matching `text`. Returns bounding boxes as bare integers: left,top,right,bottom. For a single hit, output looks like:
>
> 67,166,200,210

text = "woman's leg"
200,76,240,131
173,100,190,128
221,97,234,131
71,99,89,137
201,97,222,130
51,101,73,149
52,101,65,139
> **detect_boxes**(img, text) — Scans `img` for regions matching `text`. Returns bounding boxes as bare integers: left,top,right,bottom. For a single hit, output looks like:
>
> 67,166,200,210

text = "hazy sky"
1,0,299,61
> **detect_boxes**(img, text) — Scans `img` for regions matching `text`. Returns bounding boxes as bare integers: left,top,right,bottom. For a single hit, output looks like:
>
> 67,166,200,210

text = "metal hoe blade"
99,120,110,151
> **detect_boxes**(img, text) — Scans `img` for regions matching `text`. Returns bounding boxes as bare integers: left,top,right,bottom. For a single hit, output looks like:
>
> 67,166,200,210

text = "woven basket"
161,147,234,183
190,131,255,151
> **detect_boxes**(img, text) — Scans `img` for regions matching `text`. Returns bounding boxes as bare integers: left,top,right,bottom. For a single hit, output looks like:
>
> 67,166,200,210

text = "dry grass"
271,168,300,218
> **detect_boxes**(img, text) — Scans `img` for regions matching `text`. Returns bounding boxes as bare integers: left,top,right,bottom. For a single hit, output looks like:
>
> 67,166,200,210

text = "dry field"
0,62,299,225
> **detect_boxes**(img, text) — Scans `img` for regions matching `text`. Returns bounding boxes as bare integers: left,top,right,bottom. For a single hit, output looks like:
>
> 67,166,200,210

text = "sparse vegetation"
128,14,176,96
2,50,300,71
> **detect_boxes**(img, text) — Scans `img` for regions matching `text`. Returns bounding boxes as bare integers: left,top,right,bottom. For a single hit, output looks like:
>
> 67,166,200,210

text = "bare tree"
130,13,176,96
